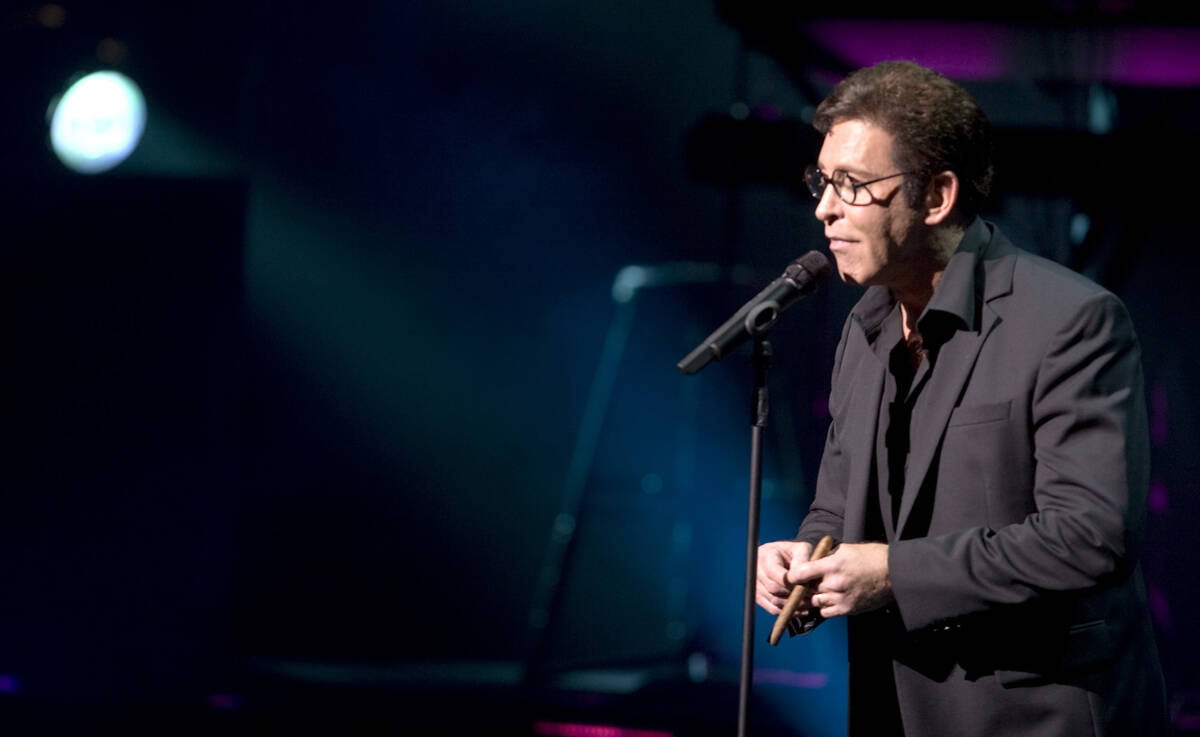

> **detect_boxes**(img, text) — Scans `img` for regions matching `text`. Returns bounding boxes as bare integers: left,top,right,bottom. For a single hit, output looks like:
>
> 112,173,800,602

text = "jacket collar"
848,216,1011,343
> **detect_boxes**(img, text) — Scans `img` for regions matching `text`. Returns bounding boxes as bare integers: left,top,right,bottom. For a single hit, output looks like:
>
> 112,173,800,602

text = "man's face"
814,119,924,289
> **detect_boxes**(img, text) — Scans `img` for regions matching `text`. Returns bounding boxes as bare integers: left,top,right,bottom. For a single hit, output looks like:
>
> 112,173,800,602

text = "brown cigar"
768,535,835,646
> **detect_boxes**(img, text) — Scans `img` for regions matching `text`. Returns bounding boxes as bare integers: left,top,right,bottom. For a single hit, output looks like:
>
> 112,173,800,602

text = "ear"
922,171,959,226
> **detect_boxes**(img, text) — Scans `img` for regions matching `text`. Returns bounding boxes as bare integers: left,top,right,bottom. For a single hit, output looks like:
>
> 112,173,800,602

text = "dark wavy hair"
813,61,993,220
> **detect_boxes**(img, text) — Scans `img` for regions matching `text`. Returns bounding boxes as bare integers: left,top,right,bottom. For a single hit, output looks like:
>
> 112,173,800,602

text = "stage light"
533,722,672,737
37,4,66,29
49,70,146,174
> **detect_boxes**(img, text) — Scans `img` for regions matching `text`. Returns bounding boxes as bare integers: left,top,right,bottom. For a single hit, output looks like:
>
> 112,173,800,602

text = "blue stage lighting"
49,71,146,174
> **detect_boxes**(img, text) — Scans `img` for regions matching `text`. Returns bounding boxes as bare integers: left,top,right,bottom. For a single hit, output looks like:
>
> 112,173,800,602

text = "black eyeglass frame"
803,164,915,205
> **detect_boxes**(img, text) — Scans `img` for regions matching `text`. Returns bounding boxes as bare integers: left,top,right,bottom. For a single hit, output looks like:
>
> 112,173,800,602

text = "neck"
894,221,965,338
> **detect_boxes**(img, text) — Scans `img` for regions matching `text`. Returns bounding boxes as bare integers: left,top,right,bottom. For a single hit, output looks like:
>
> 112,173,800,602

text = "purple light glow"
1176,714,1200,731
1148,478,1168,515
1149,415,1168,446
0,675,19,694
1149,384,1169,447
207,693,238,711
806,21,1012,80
533,723,672,737
1148,585,1171,630
806,22,1200,87
1110,29,1200,87
1151,384,1169,414
753,668,829,690
753,103,784,121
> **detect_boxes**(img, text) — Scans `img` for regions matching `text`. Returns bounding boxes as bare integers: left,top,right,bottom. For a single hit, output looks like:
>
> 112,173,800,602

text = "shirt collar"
850,216,992,344
919,216,990,334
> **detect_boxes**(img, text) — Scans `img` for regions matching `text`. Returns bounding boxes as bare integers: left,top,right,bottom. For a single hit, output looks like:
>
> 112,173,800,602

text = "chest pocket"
947,400,1011,427
936,399,1028,530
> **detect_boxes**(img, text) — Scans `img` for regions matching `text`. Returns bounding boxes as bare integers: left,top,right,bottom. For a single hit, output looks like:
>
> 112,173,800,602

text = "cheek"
866,238,889,268
849,214,885,250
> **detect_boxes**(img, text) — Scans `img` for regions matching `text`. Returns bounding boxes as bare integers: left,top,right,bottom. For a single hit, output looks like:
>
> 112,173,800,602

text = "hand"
787,542,893,618
756,539,813,617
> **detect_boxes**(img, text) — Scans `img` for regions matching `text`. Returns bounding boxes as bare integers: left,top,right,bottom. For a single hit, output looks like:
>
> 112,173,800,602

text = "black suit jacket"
797,219,1168,737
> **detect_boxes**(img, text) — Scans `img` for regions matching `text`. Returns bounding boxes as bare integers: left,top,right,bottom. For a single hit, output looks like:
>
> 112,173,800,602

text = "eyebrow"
817,165,877,181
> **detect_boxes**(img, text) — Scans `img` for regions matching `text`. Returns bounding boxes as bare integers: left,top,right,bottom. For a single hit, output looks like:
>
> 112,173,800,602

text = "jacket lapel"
894,226,1016,538
893,307,999,536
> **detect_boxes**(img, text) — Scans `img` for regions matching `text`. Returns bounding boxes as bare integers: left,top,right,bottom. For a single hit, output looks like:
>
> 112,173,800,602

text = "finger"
756,592,782,615
787,555,839,586
789,536,836,583
819,574,846,595
760,548,790,580
757,567,791,596
786,560,821,586
759,566,783,587
762,591,788,610
756,584,790,608
757,564,788,587
758,579,791,599
785,544,812,577
813,592,842,619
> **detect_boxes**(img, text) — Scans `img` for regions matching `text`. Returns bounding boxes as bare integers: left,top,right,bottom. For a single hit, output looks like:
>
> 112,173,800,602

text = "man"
755,61,1168,736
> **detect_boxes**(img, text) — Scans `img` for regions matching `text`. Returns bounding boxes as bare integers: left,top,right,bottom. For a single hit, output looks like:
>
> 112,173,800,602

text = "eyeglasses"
803,165,913,205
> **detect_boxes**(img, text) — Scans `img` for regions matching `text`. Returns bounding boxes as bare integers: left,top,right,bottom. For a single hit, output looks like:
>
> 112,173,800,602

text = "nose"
813,181,841,223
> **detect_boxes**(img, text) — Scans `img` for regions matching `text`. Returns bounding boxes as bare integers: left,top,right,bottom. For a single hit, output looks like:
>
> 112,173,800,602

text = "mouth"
826,236,855,250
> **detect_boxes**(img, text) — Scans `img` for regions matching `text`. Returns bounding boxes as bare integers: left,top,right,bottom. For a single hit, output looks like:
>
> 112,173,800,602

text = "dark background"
0,1,1197,734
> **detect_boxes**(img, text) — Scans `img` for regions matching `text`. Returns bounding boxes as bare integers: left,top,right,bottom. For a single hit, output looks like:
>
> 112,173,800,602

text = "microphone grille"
786,250,832,289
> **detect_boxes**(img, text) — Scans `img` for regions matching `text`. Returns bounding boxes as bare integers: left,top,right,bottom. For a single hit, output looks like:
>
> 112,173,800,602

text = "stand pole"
736,337,771,737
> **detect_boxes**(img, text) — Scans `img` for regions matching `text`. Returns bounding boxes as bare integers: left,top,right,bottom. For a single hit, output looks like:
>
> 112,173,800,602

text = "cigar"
768,535,835,646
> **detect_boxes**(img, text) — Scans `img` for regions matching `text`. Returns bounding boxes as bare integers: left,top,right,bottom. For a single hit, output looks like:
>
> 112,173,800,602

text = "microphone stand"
737,335,771,737
674,252,828,733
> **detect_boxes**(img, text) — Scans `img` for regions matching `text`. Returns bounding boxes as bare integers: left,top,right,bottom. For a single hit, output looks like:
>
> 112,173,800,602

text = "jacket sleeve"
888,290,1148,633
796,315,854,547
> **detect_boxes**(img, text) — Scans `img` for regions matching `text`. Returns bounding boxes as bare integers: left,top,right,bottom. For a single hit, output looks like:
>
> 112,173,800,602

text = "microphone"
676,250,830,375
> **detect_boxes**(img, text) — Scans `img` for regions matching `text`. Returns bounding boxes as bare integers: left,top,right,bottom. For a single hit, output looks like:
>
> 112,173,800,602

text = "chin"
835,260,882,287
833,262,863,286
830,258,852,283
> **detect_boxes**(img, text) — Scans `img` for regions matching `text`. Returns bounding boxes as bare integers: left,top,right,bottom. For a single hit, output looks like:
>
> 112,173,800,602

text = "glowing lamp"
49,71,146,174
